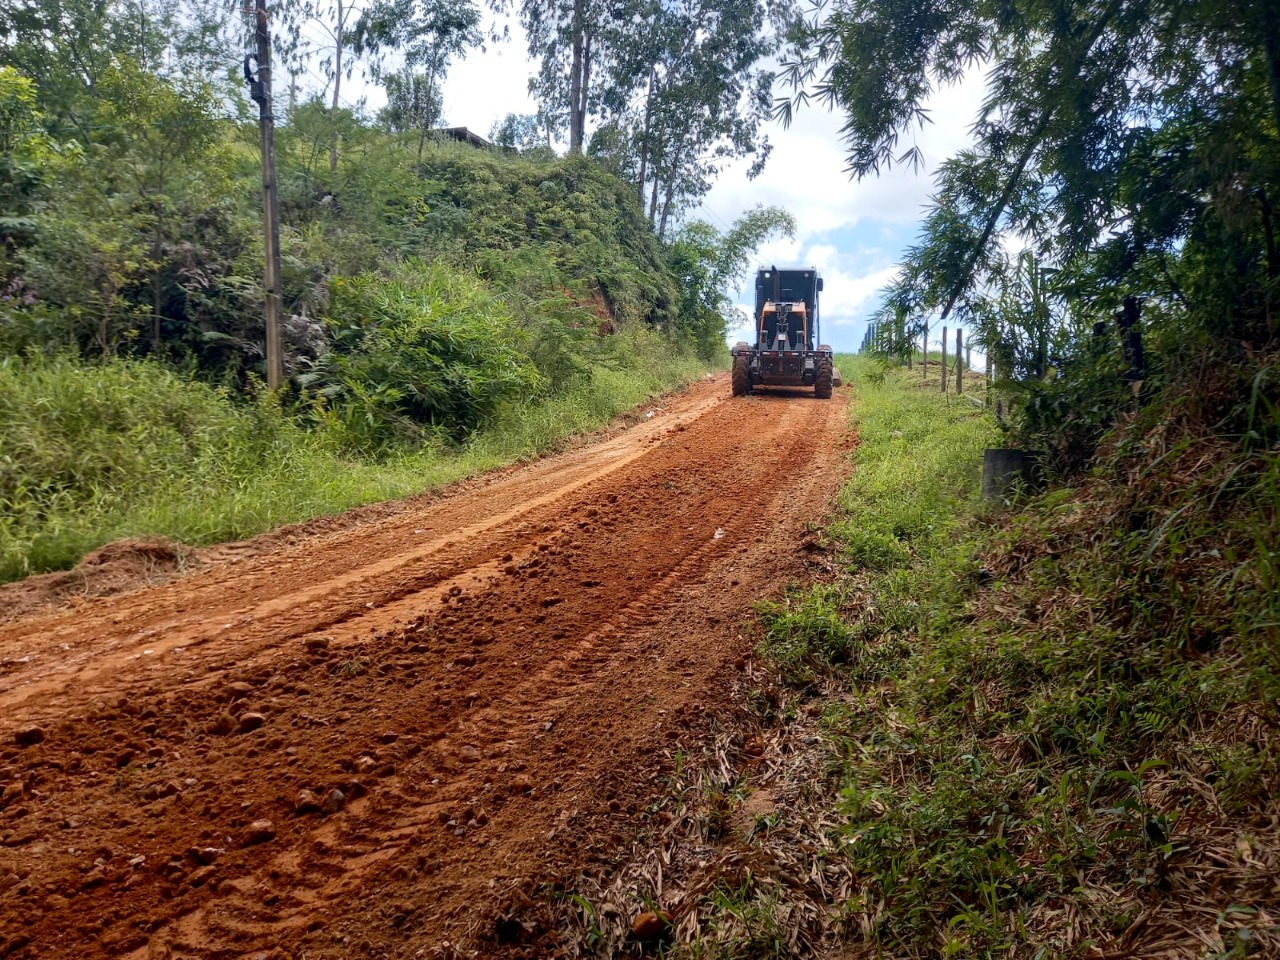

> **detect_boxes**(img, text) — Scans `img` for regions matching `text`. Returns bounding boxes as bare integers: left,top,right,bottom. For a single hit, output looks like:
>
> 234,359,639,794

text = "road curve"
0,374,853,960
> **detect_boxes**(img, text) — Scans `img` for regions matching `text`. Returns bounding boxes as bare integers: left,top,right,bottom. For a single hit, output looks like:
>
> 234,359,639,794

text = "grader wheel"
814,356,833,399
731,354,751,396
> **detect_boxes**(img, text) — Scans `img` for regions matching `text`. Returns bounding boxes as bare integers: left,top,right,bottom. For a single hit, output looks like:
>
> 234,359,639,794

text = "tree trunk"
658,174,676,240
151,269,162,352
568,0,584,153
1036,317,1047,379
656,131,686,235
330,0,344,173
580,30,592,150
648,172,660,222
637,69,655,202
1258,0,1280,139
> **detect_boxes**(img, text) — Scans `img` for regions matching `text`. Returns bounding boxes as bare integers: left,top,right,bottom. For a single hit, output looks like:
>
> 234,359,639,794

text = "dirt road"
0,375,852,960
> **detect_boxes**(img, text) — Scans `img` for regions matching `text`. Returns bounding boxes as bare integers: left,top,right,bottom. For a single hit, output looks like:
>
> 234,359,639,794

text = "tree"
281,0,367,173
17,60,238,357
354,0,481,159
666,203,796,357
490,112,552,153
0,66,49,262
592,0,787,237
509,0,599,154
779,0,1280,347
0,0,178,124
380,68,445,158
277,0,480,171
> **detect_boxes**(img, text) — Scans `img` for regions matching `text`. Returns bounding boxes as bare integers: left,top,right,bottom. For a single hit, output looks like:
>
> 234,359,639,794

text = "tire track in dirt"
0,375,853,960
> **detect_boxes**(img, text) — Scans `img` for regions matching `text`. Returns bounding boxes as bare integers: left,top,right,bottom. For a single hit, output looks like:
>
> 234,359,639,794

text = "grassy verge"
0,333,711,583
747,358,1278,957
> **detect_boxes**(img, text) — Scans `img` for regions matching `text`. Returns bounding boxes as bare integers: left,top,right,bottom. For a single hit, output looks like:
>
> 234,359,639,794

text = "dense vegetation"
689,0,1280,951
803,0,1278,479
0,0,797,581
599,359,1273,958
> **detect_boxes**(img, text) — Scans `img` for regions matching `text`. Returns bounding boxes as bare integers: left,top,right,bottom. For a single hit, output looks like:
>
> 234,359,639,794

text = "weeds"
330,658,369,677
0,336,711,583
546,353,1279,958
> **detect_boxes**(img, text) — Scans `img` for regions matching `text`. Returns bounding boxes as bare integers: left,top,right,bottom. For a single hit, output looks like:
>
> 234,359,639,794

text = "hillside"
0,48,810,582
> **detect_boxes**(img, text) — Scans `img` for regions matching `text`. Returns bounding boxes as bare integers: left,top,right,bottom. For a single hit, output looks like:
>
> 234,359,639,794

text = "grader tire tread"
815,357,833,399
731,354,751,396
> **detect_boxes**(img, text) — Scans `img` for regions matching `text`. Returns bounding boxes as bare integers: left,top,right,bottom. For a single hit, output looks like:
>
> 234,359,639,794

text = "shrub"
303,262,544,453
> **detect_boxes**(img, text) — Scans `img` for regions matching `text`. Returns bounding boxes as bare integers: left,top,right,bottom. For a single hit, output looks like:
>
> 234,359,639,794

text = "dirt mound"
0,537,197,624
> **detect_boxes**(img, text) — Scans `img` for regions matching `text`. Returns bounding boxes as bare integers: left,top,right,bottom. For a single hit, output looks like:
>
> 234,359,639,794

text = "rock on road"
0,374,853,959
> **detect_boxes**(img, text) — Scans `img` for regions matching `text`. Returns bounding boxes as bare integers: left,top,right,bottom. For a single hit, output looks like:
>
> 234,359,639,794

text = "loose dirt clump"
0,537,197,623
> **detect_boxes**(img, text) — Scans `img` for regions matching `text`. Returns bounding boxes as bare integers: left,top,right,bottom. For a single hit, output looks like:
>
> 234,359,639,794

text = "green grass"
760,355,996,688
0,334,711,583
747,356,1279,957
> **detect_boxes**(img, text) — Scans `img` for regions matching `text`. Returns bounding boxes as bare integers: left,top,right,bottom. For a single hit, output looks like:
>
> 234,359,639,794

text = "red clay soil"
0,374,854,960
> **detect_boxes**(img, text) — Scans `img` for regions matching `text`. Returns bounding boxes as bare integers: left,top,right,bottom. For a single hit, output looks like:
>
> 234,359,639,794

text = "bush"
0,354,305,578
303,263,544,452
0,333,714,582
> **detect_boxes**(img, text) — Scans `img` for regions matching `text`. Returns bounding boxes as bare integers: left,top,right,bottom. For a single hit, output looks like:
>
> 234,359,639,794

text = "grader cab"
730,267,841,398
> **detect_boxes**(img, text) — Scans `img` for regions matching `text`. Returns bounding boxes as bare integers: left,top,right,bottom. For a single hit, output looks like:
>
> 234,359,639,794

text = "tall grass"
0,336,712,583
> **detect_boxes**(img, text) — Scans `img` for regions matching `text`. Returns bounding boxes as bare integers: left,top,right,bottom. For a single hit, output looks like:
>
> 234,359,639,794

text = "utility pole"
247,0,284,391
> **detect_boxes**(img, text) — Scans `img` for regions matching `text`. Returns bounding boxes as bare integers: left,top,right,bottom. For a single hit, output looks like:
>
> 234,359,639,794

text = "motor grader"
731,266,841,398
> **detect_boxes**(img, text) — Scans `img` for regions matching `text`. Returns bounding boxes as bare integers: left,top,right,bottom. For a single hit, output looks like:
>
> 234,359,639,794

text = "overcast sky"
341,16,987,354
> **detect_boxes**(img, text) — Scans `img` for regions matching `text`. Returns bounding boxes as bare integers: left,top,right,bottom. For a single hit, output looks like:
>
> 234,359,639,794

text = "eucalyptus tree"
272,0,479,171
280,0,370,172
380,68,445,156
507,0,602,154
588,0,788,237
354,0,482,159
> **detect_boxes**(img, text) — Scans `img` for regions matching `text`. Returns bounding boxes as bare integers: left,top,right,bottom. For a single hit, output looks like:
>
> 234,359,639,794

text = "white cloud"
705,68,987,350
696,68,987,248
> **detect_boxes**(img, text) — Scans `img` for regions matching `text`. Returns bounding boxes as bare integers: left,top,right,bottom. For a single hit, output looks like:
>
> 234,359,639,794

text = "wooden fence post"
941,326,948,392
